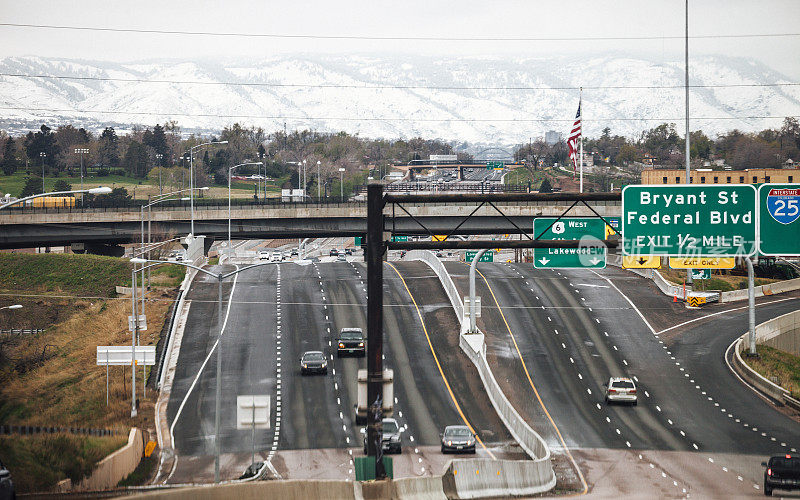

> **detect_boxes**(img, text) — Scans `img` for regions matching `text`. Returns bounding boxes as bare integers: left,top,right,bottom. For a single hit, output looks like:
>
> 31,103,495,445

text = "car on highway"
604,377,637,405
291,248,299,257
337,327,365,356
0,458,14,500
258,250,269,260
271,251,282,262
300,351,328,375
763,454,800,496
440,425,476,454
363,418,402,454
337,253,347,262
329,249,339,257
344,248,353,255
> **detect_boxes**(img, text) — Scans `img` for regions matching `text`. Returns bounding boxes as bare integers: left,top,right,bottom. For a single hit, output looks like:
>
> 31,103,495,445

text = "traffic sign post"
236,395,271,468
465,250,493,263
758,184,800,256
533,217,606,269
622,185,757,257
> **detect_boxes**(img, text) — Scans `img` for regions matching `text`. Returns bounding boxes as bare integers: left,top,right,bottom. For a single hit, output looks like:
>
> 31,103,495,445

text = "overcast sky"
1,0,799,78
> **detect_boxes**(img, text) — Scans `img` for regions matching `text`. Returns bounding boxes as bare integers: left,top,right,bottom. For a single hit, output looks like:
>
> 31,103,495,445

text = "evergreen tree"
20,176,42,197
98,127,120,167
1,138,20,175
538,178,553,193
53,179,73,193
123,141,149,178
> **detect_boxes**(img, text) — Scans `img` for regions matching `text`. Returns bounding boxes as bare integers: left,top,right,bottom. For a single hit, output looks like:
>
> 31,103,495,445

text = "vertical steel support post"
214,273,223,483
130,269,138,418
469,249,487,333
745,256,757,355
366,183,386,479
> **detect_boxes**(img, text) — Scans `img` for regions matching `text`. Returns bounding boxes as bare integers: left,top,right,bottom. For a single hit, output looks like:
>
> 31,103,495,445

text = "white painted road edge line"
656,296,798,335
166,267,241,483
589,270,656,335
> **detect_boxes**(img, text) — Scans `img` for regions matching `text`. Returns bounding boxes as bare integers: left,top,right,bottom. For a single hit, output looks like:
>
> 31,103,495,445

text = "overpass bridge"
0,195,622,250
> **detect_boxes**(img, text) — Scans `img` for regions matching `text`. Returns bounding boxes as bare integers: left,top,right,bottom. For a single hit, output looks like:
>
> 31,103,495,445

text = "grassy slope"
0,434,127,493
0,254,179,492
745,345,800,398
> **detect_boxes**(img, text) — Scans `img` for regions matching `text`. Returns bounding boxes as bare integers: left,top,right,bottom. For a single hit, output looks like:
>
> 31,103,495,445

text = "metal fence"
0,424,120,437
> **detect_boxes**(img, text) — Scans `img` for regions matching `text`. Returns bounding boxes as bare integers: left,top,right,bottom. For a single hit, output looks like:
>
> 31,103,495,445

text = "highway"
163,253,515,483
444,260,800,495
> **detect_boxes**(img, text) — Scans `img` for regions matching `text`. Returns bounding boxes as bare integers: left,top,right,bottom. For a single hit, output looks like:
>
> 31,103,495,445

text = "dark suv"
763,454,800,496
0,459,15,500
337,328,365,356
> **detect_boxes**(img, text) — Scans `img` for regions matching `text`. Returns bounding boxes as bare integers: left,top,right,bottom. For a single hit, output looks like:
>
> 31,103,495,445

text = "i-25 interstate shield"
766,188,800,225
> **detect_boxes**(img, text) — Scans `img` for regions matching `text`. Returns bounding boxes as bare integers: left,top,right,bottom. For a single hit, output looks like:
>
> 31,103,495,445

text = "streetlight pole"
155,154,164,196
188,141,228,236
317,161,321,199
339,167,346,200
130,256,282,483
74,148,89,206
228,162,262,257
39,152,46,193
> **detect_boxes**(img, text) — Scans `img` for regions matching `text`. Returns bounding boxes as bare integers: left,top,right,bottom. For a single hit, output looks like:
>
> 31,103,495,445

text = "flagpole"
579,87,584,193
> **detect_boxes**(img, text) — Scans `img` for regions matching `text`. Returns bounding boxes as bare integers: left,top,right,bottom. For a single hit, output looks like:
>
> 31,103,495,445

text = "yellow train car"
25,196,76,208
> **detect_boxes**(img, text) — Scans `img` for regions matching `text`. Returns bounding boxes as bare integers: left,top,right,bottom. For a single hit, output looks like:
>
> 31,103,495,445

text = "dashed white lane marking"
269,266,283,462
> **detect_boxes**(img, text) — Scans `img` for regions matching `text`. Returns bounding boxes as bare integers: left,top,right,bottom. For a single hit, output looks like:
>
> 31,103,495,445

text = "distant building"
545,130,562,145
641,167,798,185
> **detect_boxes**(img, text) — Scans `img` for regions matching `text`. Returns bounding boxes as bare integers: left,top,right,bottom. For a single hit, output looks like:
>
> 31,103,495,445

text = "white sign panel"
96,346,156,366
463,296,481,317
237,395,271,430
128,314,147,332
429,154,457,161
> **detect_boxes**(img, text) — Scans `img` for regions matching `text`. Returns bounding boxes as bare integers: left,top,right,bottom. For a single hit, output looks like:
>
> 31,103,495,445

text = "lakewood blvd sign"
622,185,757,257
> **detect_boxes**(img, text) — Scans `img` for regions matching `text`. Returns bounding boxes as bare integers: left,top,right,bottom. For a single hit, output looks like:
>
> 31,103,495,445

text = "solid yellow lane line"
476,267,588,495
387,262,494,459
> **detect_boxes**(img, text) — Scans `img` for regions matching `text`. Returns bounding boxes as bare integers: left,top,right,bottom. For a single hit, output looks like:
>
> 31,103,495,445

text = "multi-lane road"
159,241,799,496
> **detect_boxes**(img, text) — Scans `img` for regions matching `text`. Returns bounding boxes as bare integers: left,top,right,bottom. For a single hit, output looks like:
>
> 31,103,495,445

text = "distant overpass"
0,197,621,250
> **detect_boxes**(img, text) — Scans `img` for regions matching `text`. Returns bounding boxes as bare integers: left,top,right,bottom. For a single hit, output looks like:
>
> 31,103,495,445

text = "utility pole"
684,0,693,287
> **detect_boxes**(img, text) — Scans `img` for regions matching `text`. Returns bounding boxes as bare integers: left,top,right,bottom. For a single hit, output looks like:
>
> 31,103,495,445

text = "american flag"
567,100,581,172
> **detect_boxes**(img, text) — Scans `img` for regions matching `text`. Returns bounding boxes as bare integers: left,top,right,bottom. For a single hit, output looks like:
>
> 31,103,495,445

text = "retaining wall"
730,310,800,411
74,428,143,492
720,276,800,303
134,480,357,500
442,458,557,499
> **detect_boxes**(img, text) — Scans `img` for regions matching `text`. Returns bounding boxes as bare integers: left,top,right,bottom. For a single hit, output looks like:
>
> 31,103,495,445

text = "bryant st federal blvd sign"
622,185,757,257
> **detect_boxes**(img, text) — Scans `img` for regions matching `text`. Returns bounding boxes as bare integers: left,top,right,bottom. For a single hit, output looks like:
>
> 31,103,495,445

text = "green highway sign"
485,161,504,170
354,236,363,246
622,185,757,257
533,217,606,269
391,235,408,242
465,251,494,263
758,183,800,256
691,269,710,280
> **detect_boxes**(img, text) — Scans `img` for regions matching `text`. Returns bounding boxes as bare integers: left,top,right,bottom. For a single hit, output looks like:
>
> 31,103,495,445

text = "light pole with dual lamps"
338,167,346,200
130,256,280,483
188,141,228,236
155,153,164,195
316,160,321,199
39,152,46,192
74,148,89,206
228,161,262,256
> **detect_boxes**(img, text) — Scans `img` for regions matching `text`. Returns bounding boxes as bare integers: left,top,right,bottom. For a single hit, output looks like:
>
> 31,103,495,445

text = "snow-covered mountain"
1,54,798,145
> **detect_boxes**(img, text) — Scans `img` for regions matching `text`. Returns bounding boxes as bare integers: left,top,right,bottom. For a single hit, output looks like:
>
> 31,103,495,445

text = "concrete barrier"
720,276,800,303
729,309,800,412
132,480,357,499
406,250,556,496
442,458,557,499
74,428,143,491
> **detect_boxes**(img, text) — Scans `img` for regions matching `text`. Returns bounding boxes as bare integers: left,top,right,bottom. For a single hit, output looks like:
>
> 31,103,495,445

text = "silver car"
605,377,638,405
441,425,476,454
